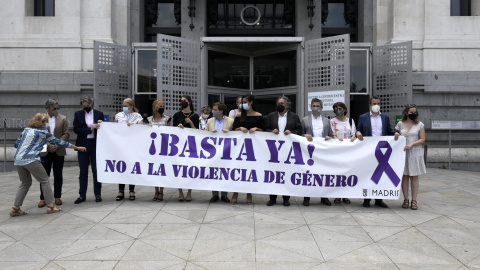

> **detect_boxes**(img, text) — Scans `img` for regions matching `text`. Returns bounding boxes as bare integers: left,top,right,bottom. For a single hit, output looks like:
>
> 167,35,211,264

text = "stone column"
181,0,206,41
295,0,323,41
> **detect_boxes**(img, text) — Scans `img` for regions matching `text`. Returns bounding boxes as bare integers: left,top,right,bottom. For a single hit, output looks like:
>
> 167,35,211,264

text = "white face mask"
371,105,380,113
202,114,209,119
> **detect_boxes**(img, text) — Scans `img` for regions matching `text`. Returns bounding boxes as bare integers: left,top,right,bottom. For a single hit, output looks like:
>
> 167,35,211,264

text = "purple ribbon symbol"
371,141,401,187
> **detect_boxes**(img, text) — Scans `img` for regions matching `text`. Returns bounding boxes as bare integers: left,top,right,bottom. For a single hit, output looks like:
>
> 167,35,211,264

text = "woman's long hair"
401,104,420,124
240,94,256,123
180,94,195,112
152,99,164,117
124,98,139,113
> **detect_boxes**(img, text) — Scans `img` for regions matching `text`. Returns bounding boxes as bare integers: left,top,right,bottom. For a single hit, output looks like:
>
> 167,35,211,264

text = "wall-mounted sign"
307,90,345,111
431,120,480,130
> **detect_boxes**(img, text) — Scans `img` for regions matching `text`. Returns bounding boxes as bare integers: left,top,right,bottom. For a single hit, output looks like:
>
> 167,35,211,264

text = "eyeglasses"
407,104,416,107
52,108,60,111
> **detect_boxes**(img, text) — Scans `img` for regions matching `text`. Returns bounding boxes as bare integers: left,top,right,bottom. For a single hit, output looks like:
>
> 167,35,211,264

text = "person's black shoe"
283,200,290,206
221,196,230,203
363,200,371,208
321,198,332,206
267,200,276,206
210,195,220,203
375,201,389,208
74,197,86,204
96,197,102,203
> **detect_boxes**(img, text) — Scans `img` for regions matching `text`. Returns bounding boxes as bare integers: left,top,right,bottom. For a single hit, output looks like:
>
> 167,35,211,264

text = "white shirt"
200,117,208,130
278,111,288,133
85,110,94,139
370,111,383,137
115,111,143,124
311,114,324,137
228,109,239,118
331,117,356,139
48,114,55,134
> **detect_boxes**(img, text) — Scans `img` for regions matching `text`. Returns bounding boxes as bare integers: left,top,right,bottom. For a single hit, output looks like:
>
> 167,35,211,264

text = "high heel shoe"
402,199,409,209
246,193,253,205
10,206,27,217
231,192,238,204
116,191,124,201
46,205,61,214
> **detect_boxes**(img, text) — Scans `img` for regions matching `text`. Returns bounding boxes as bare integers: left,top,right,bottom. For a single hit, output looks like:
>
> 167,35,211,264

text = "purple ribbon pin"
371,141,401,187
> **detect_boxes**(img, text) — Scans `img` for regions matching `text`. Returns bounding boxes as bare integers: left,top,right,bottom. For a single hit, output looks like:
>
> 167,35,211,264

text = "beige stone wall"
374,0,480,72
0,0,128,71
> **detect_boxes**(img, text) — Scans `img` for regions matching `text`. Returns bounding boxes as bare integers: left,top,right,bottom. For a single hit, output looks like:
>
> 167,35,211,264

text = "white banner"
97,123,406,199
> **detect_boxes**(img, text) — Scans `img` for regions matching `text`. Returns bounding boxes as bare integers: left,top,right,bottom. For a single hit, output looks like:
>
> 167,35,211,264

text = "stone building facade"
0,0,479,171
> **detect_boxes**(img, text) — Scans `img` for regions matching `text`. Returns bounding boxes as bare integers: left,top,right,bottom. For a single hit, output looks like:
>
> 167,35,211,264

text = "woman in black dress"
231,94,264,204
172,95,200,201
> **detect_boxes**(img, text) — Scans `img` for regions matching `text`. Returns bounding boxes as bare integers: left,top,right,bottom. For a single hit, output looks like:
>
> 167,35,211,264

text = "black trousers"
364,199,384,203
270,195,290,201
40,152,64,199
78,139,102,198
119,184,135,191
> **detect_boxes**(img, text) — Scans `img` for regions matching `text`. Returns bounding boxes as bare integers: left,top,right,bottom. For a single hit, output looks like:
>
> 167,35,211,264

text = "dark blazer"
356,112,395,136
265,111,302,136
73,109,105,147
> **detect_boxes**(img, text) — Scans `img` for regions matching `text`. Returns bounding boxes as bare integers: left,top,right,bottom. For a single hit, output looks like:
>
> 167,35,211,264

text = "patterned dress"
395,121,427,176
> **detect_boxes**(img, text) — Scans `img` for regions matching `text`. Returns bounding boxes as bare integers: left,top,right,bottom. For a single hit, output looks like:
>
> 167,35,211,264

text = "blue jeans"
78,139,101,198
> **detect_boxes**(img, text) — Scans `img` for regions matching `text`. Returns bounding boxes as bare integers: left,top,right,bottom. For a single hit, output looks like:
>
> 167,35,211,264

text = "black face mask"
157,108,165,115
84,106,92,113
276,104,285,113
181,101,189,109
408,113,417,120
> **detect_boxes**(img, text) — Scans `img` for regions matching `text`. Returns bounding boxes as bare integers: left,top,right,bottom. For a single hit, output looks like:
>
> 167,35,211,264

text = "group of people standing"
10,93,426,217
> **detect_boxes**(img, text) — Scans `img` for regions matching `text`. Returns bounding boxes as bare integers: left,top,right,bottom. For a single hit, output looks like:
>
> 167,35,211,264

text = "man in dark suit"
356,95,399,208
301,98,333,206
265,96,302,207
73,95,104,204
39,99,70,207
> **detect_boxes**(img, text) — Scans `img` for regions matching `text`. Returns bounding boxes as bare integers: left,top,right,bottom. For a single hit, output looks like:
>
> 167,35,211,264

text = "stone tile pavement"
0,167,479,270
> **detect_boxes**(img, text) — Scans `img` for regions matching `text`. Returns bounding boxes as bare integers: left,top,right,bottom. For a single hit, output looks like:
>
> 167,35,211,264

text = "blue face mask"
242,103,250,110
122,107,129,114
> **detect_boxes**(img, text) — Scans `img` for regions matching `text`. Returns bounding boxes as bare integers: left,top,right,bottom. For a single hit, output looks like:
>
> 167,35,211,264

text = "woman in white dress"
395,104,426,210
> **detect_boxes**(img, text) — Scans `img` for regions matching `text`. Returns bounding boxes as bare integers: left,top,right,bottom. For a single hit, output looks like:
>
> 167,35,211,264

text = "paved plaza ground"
0,167,479,269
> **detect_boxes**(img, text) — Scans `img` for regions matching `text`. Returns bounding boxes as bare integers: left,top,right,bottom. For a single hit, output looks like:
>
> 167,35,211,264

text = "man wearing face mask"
205,102,234,203
301,98,333,206
73,95,104,204
38,99,70,208
356,95,400,208
265,96,302,207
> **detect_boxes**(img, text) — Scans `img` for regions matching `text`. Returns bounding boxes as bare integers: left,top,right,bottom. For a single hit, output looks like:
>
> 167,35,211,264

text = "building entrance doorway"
203,37,302,116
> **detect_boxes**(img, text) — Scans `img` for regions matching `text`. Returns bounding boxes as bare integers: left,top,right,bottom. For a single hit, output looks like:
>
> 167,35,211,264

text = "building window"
321,0,358,42
145,0,181,42
135,49,157,94
253,51,296,90
208,51,250,90
34,0,55,16
451,0,471,16
207,0,295,37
